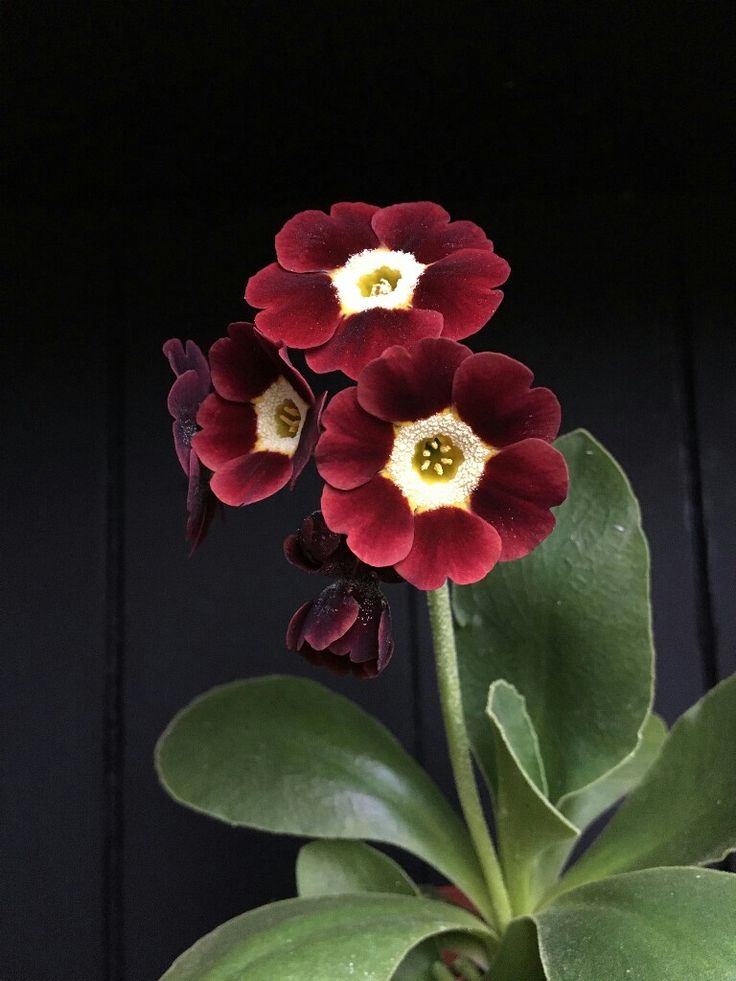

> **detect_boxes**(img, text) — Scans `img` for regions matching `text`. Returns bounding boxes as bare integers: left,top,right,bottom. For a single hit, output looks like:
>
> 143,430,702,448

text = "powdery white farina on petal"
253,376,309,456
329,248,427,315
384,411,494,511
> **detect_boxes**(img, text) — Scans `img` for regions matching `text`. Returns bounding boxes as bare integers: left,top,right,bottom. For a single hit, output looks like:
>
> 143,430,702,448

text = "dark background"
3,2,734,979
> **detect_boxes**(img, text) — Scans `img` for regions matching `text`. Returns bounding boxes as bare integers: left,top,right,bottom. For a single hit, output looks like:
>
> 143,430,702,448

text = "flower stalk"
427,582,512,934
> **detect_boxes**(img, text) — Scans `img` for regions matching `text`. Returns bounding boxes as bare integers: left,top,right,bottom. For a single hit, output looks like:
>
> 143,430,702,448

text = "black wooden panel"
2,204,109,980
119,204,420,979
685,198,736,682
416,197,707,801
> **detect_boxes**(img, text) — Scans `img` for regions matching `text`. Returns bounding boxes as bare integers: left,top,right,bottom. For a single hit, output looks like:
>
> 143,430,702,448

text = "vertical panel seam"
103,316,126,981
673,245,720,692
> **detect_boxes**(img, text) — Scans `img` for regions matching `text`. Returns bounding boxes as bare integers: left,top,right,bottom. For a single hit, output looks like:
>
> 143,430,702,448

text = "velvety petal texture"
275,202,380,272
246,201,509,378
315,388,394,490
357,338,472,422
471,439,569,561
306,308,443,380
245,264,341,349
317,341,567,587
412,249,509,340
192,322,321,508
210,451,292,507
394,508,502,591
321,477,415,569
163,338,219,549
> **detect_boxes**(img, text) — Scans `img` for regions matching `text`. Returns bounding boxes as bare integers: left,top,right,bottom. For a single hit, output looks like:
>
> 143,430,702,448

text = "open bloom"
192,322,325,506
245,201,510,379
316,338,568,590
285,512,395,678
163,338,219,548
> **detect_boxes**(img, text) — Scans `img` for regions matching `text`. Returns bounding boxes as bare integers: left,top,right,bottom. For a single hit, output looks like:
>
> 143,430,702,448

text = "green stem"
427,583,512,934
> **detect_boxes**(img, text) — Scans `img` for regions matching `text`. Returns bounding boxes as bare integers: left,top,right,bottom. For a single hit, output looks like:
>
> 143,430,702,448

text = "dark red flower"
285,512,396,678
192,323,326,506
316,337,568,590
163,338,220,549
245,202,510,379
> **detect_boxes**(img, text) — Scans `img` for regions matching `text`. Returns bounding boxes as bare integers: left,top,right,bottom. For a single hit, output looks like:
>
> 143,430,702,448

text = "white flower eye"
253,377,309,456
384,410,495,511
330,248,427,315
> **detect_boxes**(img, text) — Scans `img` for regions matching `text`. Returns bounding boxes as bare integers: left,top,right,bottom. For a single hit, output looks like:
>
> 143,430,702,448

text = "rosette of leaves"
156,431,736,979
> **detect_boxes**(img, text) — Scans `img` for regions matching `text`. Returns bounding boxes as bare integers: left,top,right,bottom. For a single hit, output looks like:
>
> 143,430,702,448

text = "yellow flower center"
357,265,402,298
412,434,465,483
275,398,302,438
383,410,495,512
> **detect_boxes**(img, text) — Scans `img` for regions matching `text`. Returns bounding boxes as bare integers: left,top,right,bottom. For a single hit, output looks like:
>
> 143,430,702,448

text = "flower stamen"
254,378,308,455
383,410,495,512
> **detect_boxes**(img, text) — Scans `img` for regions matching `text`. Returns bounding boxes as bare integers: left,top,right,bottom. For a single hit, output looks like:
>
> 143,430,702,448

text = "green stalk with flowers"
156,202,736,979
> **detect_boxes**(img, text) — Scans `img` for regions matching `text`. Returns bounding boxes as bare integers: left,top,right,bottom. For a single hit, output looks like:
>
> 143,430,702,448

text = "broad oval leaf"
454,429,654,804
486,681,578,913
535,868,736,980
156,676,488,916
553,675,736,896
296,840,418,897
160,894,492,981
557,712,667,831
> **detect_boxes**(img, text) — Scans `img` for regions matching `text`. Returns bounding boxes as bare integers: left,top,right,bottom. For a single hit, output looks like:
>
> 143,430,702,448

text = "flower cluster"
164,201,568,676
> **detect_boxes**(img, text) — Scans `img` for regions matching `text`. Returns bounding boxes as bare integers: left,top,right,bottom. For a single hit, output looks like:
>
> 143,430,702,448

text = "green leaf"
390,941,440,980
490,918,546,981
558,712,667,831
156,676,488,916
297,840,418,897
160,894,492,981
535,868,736,980
454,429,654,805
553,676,736,896
485,681,578,913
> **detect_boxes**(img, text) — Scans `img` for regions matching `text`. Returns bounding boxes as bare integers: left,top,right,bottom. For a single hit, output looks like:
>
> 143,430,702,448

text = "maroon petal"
284,511,344,572
316,388,394,490
330,592,392,670
193,394,257,470
167,368,208,424
373,202,499,264
413,249,510,340
357,337,471,422
375,606,395,673
168,369,208,472
453,352,561,449
286,601,313,650
471,439,569,561
208,322,282,403
275,343,316,405
209,450,293,507
321,475,414,568
290,391,327,489
163,338,211,391
185,454,219,551
294,587,362,651
246,263,342,349
275,202,381,272
306,308,443,380
394,508,502,590
371,202,451,261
